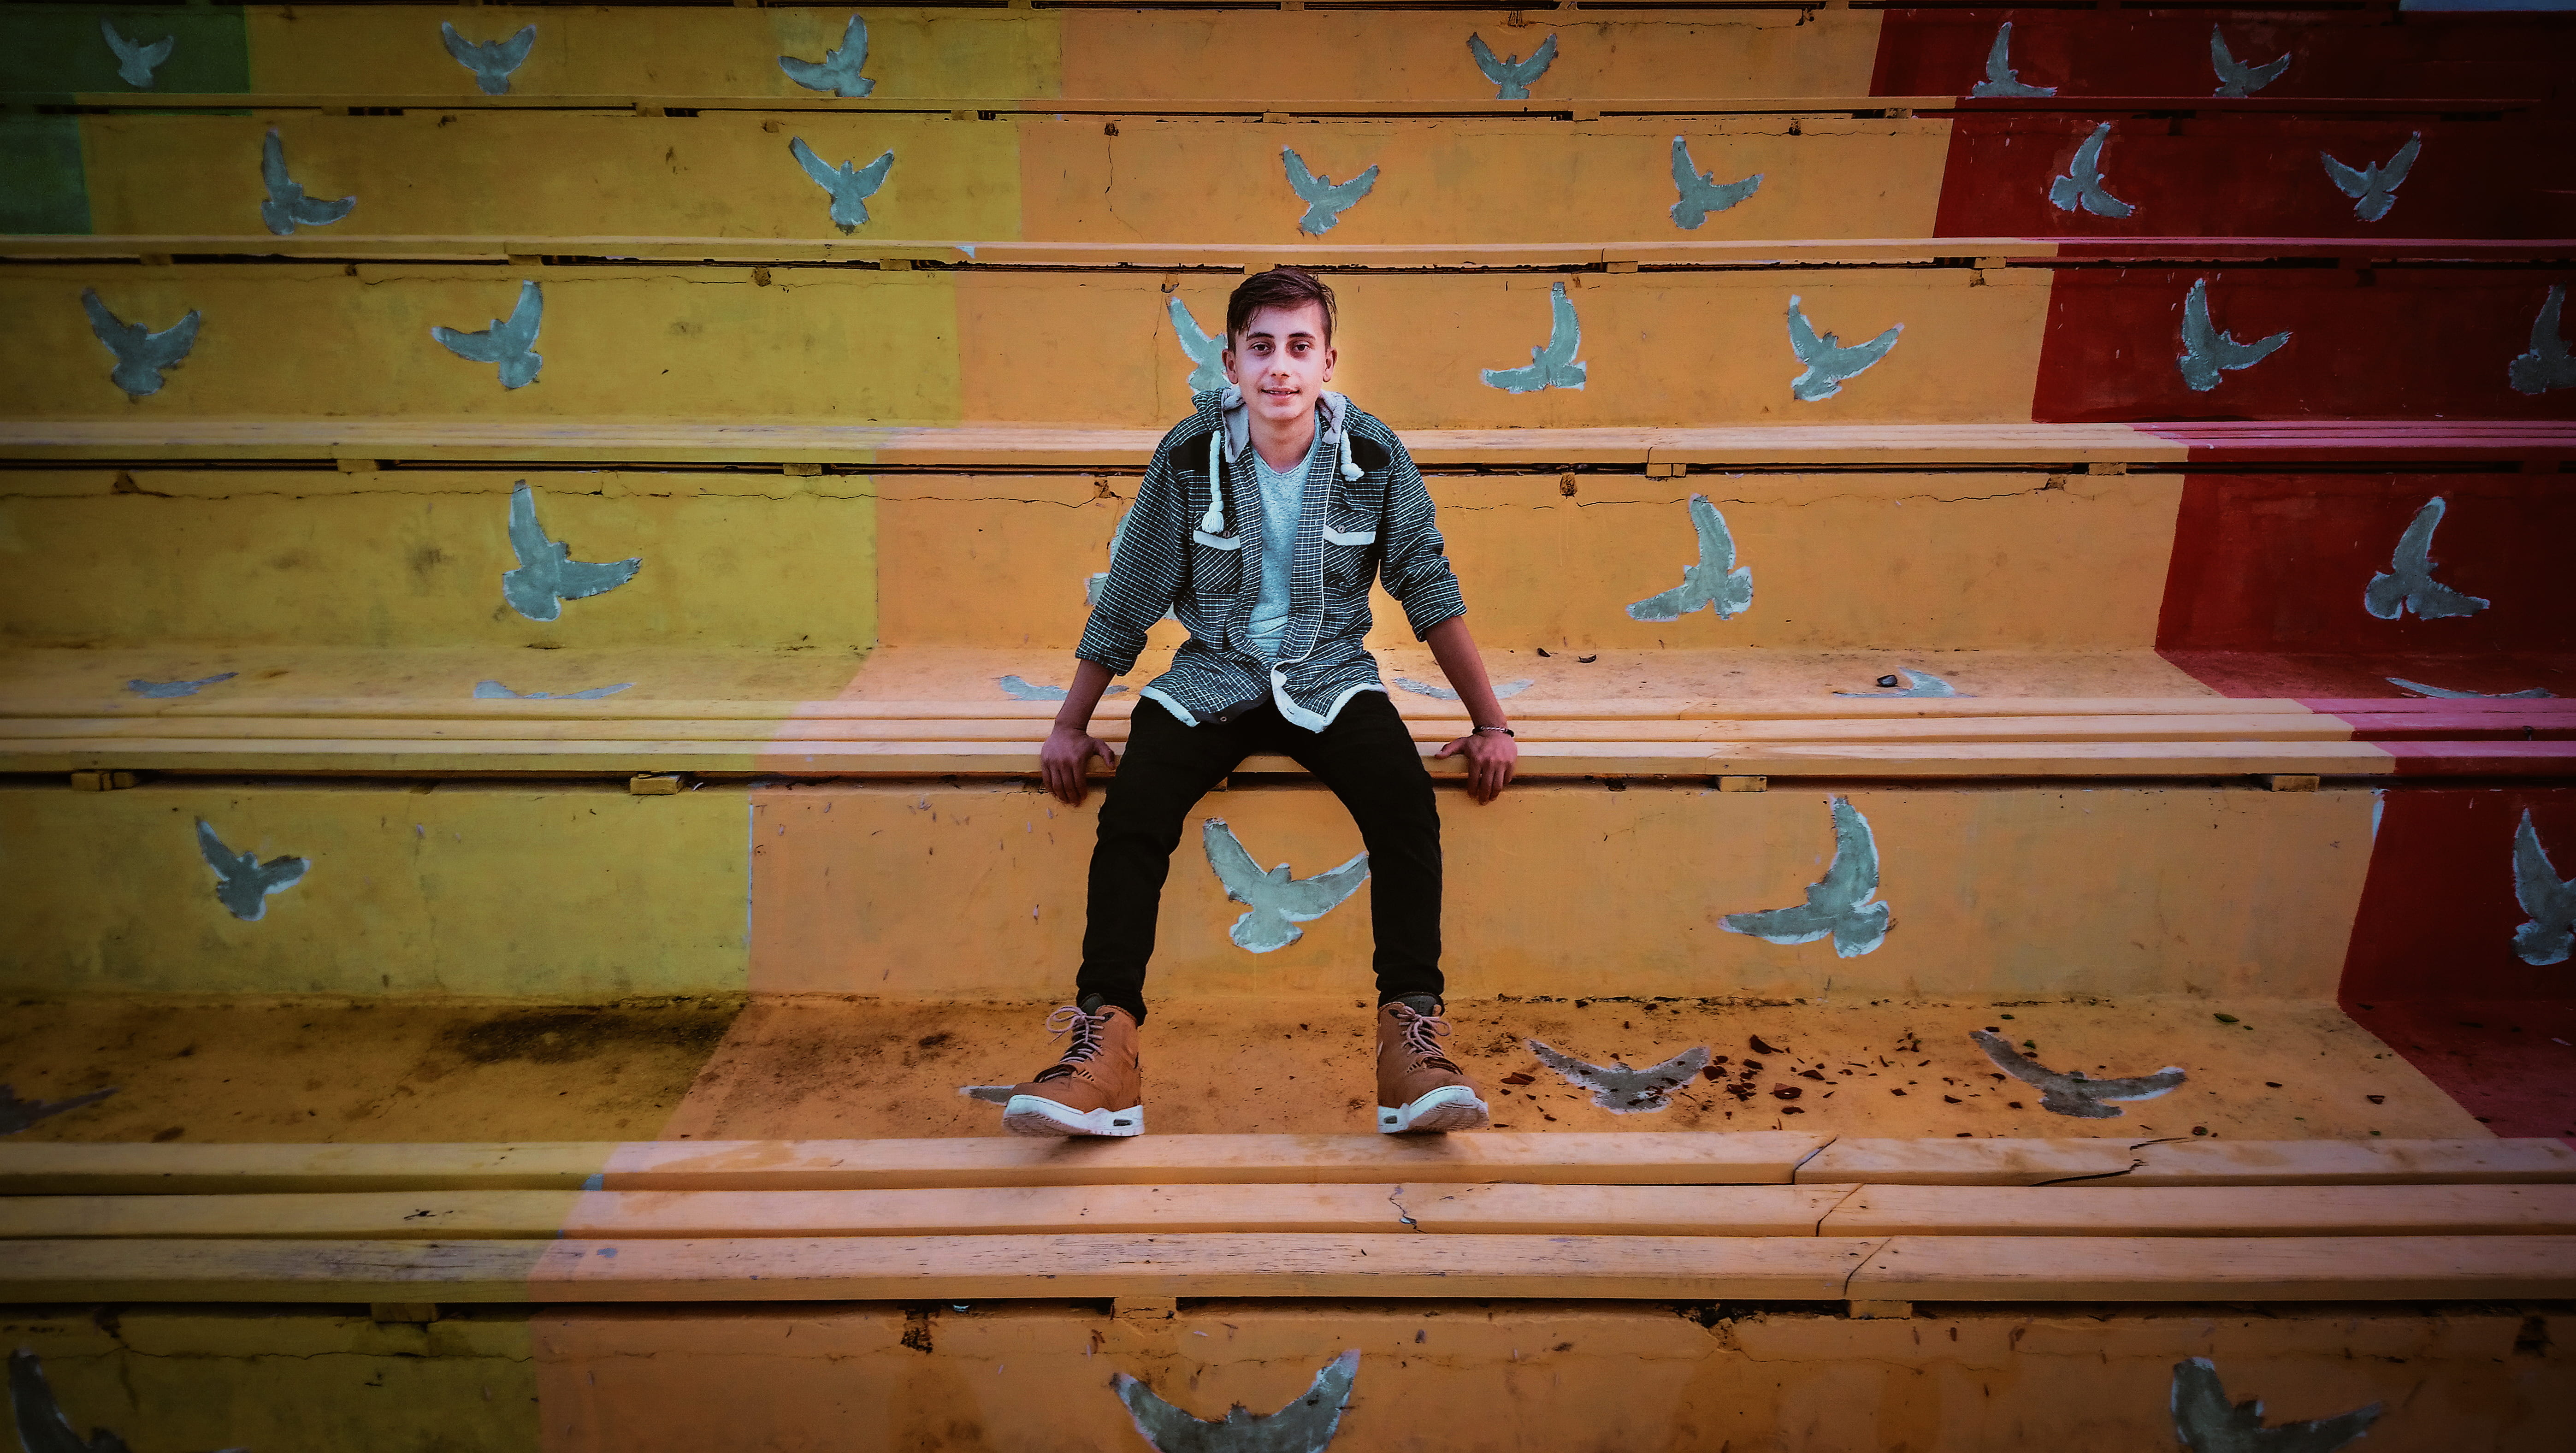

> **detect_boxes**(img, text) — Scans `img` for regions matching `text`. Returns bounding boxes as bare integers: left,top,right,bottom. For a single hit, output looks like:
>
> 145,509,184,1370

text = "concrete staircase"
3,4,2573,1449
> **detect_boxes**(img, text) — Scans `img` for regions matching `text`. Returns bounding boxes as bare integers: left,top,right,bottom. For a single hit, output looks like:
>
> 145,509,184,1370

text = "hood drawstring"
1202,388,1362,536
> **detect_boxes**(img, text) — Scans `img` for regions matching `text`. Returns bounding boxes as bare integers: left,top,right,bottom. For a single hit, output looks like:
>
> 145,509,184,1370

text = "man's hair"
1225,266,1336,348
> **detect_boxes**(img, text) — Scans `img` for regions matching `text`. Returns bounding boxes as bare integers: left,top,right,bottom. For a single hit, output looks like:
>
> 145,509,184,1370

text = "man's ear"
1321,345,1336,382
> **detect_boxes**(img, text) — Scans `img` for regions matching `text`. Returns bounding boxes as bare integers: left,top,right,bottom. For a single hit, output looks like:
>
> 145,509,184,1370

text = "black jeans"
1076,691,1442,1023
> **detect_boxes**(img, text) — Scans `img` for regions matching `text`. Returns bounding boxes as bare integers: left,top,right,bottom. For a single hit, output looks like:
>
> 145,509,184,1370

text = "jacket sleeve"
1374,433,1467,638
1074,435,1190,675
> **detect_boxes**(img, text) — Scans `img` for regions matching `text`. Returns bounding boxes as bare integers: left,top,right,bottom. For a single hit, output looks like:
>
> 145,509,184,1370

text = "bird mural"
2210,29,2292,98
2177,278,2289,392
1970,1030,2186,1119
258,128,356,236
2322,133,2421,223
473,680,632,700
2049,123,2135,219
1626,495,1754,623
2170,1358,2381,1453
2364,496,2488,622
0,1085,118,1136
788,137,895,234
1668,137,1761,230
1282,148,1379,236
779,13,875,98
1394,677,1531,702
1786,295,1901,402
196,819,309,923
997,674,1125,702
125,672,235,699
2386,677,2551,700
2513,810,2574,967
80,288,201,400
1722,796,1893,958
441,22,537,96
1837,669,1959,698
1481,281,1587,394
2509,284,2576,395
1526,1039,1711,1112
1167,297,1230,393
1969,22,2055,99
1202,818,1370,954
100,20,174,89
502,483,641,623
431,279,545,389
1467,32,1557,100
1116,1349,1360,1453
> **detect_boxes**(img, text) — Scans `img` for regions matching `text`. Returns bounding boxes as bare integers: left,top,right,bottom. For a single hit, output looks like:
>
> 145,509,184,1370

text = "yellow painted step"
1796,1137,2576,1187
5,265,2049,428
0,1232,1886,1303
0,1183,1858,1240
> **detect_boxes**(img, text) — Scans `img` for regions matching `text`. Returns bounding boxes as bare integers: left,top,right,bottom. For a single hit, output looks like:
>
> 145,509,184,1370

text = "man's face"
1223,301,1336,424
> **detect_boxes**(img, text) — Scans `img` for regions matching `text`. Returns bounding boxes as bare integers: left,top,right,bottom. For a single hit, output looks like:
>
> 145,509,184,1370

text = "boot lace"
1032,1004,1107,1082
1391,1005,1462,1074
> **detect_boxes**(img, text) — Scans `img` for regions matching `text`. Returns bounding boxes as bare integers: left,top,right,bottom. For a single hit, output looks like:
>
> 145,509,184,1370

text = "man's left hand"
1434,730,1518,803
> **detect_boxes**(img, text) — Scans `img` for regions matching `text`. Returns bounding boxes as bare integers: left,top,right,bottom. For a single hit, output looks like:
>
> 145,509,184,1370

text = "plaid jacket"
1076,390,1466,730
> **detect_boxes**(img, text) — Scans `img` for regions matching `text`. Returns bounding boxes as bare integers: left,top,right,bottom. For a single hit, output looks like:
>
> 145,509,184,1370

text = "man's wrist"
1471,724,1513,737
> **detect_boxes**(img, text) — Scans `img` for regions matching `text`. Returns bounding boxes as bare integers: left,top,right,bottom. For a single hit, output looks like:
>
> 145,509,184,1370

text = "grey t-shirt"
1245,422,1319,660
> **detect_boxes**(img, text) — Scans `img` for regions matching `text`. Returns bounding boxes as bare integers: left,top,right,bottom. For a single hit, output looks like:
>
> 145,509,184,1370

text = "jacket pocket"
1189,531,1244,605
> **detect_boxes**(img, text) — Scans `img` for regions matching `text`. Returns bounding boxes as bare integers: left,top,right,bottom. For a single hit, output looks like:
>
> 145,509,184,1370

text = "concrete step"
22,110,2561,243
13,259,2570,425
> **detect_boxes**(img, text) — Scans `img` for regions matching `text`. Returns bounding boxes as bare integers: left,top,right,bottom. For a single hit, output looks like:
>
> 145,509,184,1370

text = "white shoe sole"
1378,1085,1490,1134
1001,1095,1145,1138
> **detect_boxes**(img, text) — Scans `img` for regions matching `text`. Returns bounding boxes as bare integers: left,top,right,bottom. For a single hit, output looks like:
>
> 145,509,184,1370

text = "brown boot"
1002,998,1144,1138
1375,995,1489,1134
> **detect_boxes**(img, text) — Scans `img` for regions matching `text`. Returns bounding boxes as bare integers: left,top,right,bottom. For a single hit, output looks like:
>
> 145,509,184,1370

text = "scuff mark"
431,278,544,389
1283,148,1378,236
2171,1357,2379,1452
0,1084,118,1136
1168,297,1230,394
259,128,356,236
1972,1029,2184,1119
80,287,201,400
1669,137,1760,230
2509,284,2576,395
779,13,875,98
195,818,309,923
2363,496,2487,621
1468,32,1556,99
125,672,235,698
2049,124,2135,219
1204,817,1369,953
1393,677,1530,702
2386,676,2551,699
100,20,174,89
1481,280,1585,393
474,680,632,700
2511,809,2573,966
2322,133,2420,224
1527,1038,1710,1111
997,674,1126,701
441,21,537,96
1837,669,1960,698
1969,22,2055,98
2210,28,2291,98
1116,1347,1360,1453
1626,494,1753,622
502,481,640,622
1786,295,1900,402
2178,278,2289,392
1721,795,1892,957
789,137,894,234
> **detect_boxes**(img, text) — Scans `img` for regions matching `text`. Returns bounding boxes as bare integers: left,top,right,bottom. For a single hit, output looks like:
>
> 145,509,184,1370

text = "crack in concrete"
1387,1183,1423,1232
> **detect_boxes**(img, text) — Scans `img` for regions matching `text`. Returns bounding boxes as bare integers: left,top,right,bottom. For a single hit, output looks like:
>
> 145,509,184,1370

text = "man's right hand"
1040,724,1119,806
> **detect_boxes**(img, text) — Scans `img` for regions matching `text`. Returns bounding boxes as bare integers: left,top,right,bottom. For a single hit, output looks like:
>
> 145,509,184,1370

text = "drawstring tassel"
1201,431,1226,534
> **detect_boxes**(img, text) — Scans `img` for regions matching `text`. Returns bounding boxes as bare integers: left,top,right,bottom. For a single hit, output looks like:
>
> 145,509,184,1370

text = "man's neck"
1247,404,1317,473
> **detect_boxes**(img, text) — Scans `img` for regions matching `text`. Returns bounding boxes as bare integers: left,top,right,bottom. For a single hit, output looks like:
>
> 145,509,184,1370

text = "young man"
1000,266,1519,1138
